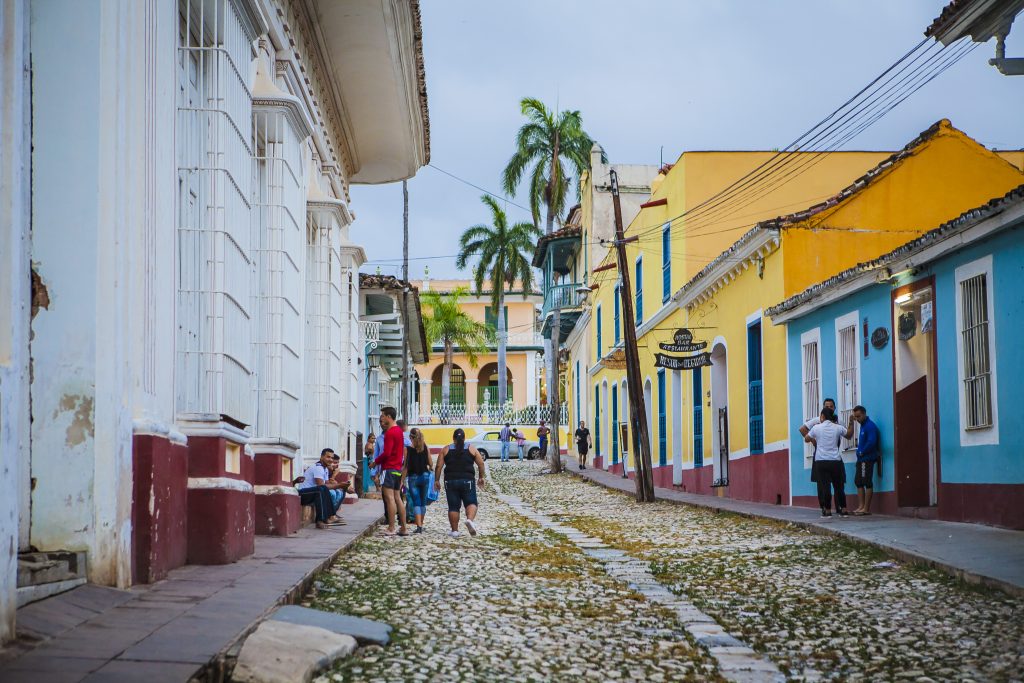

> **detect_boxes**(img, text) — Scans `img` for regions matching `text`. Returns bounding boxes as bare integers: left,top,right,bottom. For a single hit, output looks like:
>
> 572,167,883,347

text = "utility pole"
548,306,562,473
609,169,655,503
400,179,411,421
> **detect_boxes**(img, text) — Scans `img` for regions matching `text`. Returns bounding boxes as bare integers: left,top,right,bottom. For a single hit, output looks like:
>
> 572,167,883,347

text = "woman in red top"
373,406,408,536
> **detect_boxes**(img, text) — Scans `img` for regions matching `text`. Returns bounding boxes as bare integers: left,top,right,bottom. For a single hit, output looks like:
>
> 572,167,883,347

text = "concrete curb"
205,512,385,682
563,461,1023,599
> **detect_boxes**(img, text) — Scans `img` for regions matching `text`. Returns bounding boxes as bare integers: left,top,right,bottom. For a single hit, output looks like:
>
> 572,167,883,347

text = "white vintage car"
466,430,542,461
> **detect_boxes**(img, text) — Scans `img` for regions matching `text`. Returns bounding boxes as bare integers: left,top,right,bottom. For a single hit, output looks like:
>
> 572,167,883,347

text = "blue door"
611,384,619,464
657,369,667,466
748,321,764,454
693,370,703,467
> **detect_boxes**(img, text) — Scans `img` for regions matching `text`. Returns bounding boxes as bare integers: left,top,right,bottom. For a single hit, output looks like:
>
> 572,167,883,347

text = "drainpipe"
989,22,1024,75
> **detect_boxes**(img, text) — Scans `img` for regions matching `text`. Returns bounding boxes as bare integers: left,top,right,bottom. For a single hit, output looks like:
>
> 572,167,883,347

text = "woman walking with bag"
404,428,433,534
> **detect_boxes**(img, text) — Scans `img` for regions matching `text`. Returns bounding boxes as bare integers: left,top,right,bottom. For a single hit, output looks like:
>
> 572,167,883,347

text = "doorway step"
16,551,87,607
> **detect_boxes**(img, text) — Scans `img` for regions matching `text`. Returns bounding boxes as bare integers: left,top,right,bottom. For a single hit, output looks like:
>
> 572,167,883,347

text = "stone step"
17,551,86,587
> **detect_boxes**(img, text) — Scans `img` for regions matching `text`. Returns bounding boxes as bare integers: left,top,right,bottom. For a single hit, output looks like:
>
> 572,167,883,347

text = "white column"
526,352,537,405
0,0,31,642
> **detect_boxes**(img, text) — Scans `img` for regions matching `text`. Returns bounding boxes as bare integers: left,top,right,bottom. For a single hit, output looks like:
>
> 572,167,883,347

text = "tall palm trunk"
442,340,453,405
545,130,562,471
496,286,507,405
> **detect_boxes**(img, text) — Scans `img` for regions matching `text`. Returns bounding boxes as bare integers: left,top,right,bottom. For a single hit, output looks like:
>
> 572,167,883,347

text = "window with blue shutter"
748,320,764,455
596,305,603,358
611,384,619,464
662,224,671,303
635,257,643,325
693,370,704,467
657,369,667,466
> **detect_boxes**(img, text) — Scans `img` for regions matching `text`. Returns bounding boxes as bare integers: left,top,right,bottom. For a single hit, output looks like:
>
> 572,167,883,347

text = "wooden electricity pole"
609,169,655,503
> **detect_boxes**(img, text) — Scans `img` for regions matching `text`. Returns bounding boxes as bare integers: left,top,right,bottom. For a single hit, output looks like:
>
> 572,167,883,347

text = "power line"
426,163,562,227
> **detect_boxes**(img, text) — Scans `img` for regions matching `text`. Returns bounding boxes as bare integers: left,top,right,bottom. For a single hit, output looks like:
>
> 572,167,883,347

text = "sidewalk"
565,457,1024,598
0,500,382,683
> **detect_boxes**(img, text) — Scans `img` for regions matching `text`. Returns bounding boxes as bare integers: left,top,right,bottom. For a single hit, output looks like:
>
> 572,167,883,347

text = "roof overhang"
925,0,1024,45
302,0,430,184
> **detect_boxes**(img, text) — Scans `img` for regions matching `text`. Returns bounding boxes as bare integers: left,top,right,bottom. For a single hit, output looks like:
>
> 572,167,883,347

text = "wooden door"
895,376,930,508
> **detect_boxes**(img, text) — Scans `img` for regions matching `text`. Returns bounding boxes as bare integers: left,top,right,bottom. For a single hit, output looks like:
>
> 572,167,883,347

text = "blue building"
767,185,1024,529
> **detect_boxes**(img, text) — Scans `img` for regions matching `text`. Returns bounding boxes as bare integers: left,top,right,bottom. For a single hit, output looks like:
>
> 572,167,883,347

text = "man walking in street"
434,428,486,538
373,406,408,536
851,405,881,515
804,407,853,518
575,420,592,470
499,422,513,463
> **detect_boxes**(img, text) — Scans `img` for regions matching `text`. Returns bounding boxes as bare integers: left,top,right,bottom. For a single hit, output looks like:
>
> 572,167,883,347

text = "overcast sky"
351,1,1024,280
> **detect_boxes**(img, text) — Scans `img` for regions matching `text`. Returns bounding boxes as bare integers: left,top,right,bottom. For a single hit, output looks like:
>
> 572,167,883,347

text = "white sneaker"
464,519,478,536
448,530,460,538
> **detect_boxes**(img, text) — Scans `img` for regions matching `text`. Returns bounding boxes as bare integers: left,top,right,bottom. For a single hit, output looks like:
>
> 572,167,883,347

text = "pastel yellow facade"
411,279,543,416
573,121,1024,504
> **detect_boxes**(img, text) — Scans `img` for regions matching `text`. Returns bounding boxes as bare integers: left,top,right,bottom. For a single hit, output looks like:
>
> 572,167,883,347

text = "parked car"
466,430,542,460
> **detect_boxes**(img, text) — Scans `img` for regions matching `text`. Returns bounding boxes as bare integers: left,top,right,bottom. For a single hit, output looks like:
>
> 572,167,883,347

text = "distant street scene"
2,0,1023,682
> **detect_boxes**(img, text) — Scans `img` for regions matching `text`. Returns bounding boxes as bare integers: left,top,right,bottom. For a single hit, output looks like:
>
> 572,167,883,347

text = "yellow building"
577,120,1024,507
411,278,544,422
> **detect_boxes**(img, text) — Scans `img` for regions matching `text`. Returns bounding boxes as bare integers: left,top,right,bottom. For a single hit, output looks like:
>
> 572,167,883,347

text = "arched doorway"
476,362,514,406
431,363,465,405
710,341,729,487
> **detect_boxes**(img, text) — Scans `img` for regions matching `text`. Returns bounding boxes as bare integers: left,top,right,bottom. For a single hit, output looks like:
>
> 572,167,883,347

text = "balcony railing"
542,283,586,317
417,403,568,426
359,320,381,351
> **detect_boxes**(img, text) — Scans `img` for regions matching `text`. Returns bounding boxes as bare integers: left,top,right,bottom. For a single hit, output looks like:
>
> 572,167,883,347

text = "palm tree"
501,97,595,234
421,287,493,407
456,195,541,406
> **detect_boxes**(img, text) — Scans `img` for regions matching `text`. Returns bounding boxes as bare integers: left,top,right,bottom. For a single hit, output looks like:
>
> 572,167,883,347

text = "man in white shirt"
297,448,340,529
804,408,853,518
799,397,837,439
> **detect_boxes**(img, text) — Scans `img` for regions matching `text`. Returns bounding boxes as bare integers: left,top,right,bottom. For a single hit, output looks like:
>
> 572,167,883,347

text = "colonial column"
419,379,433,420
174,0,265,565
249,46,313,536
305,188,353,469
466,378,480,421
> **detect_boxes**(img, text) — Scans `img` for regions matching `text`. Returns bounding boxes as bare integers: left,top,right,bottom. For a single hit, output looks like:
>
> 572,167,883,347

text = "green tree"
456,195,541,406
501,97,595,234
421,287,493,406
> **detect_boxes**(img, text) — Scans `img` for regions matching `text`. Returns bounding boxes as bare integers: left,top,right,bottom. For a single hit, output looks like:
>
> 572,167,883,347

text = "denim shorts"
381,470,403,490
445,479,478,513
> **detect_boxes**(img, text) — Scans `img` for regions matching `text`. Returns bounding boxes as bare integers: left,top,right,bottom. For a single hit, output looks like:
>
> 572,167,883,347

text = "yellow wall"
782,121,1024,297
573,121,1024,470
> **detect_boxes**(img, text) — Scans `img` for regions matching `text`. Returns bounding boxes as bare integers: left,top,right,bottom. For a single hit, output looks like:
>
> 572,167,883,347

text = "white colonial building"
0,0,429,642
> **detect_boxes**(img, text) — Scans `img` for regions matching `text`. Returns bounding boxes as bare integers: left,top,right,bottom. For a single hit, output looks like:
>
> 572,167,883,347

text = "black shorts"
577,443,589,455
445,479,478,512
381,470,403,490
854,461,875,489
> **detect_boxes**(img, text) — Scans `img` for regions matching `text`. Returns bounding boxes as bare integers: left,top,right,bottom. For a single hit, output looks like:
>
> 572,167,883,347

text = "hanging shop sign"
655,352,713,370
658,328,708,353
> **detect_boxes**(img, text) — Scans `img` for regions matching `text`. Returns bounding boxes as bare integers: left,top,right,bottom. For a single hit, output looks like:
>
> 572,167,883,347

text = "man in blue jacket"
851,405,881,516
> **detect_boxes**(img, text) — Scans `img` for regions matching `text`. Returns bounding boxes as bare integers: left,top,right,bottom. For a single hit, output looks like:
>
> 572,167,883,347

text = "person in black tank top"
434,428,486,538
403,428,434,534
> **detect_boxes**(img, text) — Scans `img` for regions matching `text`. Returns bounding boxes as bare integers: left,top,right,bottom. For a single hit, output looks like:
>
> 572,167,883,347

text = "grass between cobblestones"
303,472,721,683
492,463,1024,682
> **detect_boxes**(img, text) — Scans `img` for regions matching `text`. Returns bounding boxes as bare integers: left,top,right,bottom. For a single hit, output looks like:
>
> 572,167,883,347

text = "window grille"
960,274,992,429
837,323,858,449
801,338,820,461
176,0,256,423
252,106,303,443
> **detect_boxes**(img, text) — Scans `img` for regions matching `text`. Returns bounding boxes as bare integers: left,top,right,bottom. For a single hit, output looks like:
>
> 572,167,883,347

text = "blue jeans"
517,444,525,461
500,441,511,462
539,437,547,455
328,488,345,512
406,473,430,517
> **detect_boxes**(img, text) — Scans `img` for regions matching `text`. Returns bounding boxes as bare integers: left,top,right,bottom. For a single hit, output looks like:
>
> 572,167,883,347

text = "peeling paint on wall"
54,394,94,447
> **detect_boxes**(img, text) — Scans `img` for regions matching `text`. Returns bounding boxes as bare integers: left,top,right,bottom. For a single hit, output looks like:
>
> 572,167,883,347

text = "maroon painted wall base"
726,449,790,505
938,483,1024,530
681,464,715,496
131,433,188,584
255,490,301,537
186,487,255,564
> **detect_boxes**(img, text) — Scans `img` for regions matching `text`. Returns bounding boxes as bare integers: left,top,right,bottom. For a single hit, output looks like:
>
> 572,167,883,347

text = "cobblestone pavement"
305,463,1023,683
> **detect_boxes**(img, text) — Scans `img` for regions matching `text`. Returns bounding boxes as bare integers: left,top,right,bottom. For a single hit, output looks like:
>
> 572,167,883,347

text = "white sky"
351,1,1024,279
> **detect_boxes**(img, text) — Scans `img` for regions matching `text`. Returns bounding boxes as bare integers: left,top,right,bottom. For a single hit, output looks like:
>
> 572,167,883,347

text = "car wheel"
527,448,540,460
479,449,489,460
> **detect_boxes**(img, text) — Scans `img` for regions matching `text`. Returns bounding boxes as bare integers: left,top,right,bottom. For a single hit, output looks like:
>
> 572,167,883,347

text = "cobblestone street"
304,464,1024,683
